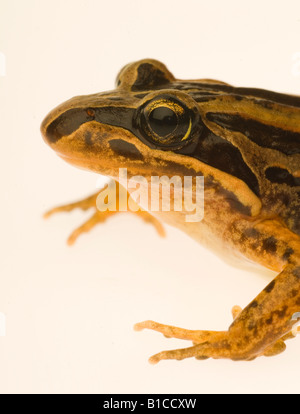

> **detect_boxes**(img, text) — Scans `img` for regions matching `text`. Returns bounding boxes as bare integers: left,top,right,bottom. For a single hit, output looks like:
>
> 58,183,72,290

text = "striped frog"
41,59,300,363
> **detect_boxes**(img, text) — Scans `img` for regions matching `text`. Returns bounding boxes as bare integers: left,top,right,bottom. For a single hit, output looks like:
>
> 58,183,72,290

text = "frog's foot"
44,191,108,245
134,305,242,352
44,182,165,245
134,320,234,363
66,210,164,246
44,193,99,219
65,210,119,246
134,313,300,363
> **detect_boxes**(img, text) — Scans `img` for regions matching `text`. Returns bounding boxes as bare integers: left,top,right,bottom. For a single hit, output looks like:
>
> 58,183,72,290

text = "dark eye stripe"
46,105,261,198
45,107,136,143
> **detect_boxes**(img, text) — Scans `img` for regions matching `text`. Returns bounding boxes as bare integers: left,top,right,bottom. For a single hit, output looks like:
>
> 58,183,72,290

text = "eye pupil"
148,106,177,137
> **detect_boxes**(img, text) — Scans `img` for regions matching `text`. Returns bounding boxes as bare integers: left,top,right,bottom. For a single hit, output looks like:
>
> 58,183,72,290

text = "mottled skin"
41,59,300,362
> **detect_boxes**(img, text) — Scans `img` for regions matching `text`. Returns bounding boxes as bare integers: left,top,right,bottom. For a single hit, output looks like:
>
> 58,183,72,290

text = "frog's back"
124,61,300,235
171,80,300,236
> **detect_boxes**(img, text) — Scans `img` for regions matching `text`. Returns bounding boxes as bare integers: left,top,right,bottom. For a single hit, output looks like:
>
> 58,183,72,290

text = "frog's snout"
40,107,74,146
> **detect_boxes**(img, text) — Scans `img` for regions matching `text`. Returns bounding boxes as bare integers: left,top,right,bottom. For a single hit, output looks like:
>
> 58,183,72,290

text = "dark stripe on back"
206,112,300,155
171,82,300,108
265,167,300,187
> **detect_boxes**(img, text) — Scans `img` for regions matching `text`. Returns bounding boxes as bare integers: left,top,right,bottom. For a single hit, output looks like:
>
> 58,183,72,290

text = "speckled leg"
44,180,165,244
135,264,300,363
135,218,300,362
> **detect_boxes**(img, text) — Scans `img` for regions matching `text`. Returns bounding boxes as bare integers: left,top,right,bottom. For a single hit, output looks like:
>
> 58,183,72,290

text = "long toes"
44,193,99,219
147,331,233,363
134,320,213,343
67,211,116,245
149,344,207,364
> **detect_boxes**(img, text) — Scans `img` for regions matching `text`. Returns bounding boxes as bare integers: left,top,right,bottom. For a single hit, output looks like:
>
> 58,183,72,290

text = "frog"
41,59,300,363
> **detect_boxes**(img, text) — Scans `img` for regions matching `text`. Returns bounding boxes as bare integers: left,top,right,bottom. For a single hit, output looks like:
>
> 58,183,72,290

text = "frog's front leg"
135,220,300,362
44,180,165,245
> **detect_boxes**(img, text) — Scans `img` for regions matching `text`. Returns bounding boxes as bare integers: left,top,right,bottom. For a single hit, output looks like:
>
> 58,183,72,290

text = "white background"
1,0,300,394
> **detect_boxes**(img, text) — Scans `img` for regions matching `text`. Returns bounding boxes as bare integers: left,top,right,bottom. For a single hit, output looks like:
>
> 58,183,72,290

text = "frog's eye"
136,96,197,148
148,106,178,137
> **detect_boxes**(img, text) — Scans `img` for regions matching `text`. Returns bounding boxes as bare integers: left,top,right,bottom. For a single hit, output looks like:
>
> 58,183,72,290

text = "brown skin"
41,59,300,362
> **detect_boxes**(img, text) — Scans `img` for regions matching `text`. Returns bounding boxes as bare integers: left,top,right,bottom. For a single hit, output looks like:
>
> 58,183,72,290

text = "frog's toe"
134,320,214,343
148,344,210,364
134,317,294,362
43,192,99,218
135,305,241,344
45,182,165,244
135,320,250,362
67,210,117,245
148,341,227,364
231,305,242,320
135,327,232,363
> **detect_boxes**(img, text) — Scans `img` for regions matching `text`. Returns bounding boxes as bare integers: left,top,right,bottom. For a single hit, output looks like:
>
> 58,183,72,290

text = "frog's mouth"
41,117,142,175
41,106,201,180
41,106,262,219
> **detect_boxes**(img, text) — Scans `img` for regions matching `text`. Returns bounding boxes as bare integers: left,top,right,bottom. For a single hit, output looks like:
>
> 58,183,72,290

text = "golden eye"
134,93,200,149
148,106,178,137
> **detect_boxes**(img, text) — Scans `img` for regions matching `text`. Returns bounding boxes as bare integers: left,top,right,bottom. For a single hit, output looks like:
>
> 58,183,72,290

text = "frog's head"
40,59,206,180
41,59,262,216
